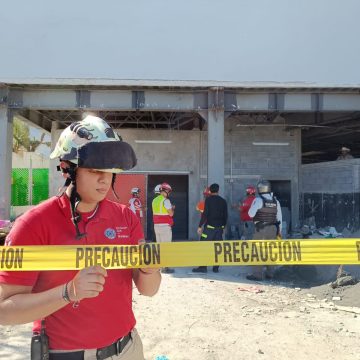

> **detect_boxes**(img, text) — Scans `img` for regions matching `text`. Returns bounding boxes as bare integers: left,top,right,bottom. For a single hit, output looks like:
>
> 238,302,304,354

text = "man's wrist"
139,268,160,275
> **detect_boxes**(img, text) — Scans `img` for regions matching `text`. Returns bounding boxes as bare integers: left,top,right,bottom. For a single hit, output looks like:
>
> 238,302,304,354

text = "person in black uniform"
192,183,228,273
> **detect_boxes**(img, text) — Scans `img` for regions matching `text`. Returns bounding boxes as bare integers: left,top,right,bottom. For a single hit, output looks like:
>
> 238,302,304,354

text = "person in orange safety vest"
196,186,211,214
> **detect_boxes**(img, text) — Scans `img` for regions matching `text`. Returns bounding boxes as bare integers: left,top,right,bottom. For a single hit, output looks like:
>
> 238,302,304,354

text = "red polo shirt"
0,195,144,350
240,195,255,221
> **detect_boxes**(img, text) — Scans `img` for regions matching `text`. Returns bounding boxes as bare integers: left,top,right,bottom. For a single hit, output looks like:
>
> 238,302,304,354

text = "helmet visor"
77,141,137,173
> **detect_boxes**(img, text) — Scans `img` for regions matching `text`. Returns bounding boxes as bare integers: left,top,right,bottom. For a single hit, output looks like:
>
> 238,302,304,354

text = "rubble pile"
0,220,11,246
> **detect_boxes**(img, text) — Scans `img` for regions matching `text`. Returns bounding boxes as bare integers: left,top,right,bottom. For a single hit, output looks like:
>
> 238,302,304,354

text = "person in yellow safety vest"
150,184,162,243
196,186,211,214
152,182,175,274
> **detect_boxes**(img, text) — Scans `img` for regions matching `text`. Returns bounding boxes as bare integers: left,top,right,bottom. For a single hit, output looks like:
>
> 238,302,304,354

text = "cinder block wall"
301,159,360,232
201,120,302,235
302,160,360,194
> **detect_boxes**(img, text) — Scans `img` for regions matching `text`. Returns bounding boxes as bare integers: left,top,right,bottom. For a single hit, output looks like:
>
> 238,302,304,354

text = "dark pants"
200,225,224,271
250,224,277,279
240,221,255,240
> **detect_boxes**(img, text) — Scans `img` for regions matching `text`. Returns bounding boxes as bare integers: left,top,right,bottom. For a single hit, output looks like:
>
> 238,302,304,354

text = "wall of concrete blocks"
201,119,302,236
302,160,360,194
301,159,360,232
50,122,302,240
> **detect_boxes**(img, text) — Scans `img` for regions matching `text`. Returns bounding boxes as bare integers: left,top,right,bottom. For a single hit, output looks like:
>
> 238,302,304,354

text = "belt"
97,333,132,360
49,332,132,360
206,225,225,229
254,222,276,229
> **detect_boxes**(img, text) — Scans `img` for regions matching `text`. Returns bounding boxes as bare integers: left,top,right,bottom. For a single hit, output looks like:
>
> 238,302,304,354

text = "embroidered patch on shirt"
104,228,116,240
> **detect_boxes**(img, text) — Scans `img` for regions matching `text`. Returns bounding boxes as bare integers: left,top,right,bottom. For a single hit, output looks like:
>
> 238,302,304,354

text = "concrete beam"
230,92,360,112
22,90,77,109
142,90,207,111
7,88,360,113
50,121,61,197
7,88,209,112
0,103,13,220
322,94,360,111
90,90,133,110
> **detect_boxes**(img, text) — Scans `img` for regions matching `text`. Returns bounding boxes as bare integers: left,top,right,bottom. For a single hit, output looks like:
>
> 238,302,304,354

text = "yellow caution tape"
0,239,359,271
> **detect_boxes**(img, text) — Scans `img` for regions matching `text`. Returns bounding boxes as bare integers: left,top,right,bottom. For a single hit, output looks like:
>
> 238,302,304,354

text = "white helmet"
131,187,140,195
257,180,271,194
154,184,161,194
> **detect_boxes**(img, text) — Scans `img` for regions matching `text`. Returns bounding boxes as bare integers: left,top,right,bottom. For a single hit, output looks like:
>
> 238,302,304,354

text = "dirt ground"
0,266,359,360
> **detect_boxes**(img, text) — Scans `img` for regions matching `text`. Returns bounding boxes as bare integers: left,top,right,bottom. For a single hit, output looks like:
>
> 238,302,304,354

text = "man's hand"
197,227,203,235
69,266,107,301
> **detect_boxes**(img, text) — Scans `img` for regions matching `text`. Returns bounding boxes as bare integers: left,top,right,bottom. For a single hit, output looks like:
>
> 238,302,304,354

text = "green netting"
11,168,49,206
11,169,30,206
32,169,49,205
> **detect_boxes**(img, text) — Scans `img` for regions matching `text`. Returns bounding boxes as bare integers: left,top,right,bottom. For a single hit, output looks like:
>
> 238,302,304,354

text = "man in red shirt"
0,116,161,359
238,185,256,240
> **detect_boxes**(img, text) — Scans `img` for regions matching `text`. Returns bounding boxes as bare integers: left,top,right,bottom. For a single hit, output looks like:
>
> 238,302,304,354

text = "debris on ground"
238,286,264,294
317,226,342,238
331,275,358,289
302,282,360,307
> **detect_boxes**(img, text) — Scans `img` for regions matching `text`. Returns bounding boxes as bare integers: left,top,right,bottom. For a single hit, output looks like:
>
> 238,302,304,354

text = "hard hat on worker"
203,186,211,197
160,183,172,193
131,187,140,195
257,180,271,194
246,185,256,195
50,115,137,173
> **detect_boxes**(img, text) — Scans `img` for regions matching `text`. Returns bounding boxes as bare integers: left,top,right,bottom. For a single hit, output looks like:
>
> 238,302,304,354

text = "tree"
12,117,30,153
13,118,51,153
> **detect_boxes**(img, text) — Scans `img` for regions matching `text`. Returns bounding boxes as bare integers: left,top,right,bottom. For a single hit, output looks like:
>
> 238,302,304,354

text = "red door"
107,174,147,233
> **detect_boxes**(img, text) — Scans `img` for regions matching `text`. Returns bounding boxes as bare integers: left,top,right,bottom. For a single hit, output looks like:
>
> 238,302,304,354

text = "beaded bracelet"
62,282,80,308
62,282,71,303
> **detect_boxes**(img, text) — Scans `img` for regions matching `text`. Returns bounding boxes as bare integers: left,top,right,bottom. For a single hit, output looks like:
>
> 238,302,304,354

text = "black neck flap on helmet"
77,141,137,170
57,162,85,239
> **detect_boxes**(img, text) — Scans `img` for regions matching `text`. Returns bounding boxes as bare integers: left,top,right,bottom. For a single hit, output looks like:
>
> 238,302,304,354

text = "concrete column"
292,128,301,230
0,106,13,220
50,121,60,197
207,88,225,194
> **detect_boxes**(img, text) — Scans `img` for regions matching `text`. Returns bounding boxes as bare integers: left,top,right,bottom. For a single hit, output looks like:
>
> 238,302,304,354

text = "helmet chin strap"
111,173,119,200
70,187,87,240
59,164,118,239
66,166,86,240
